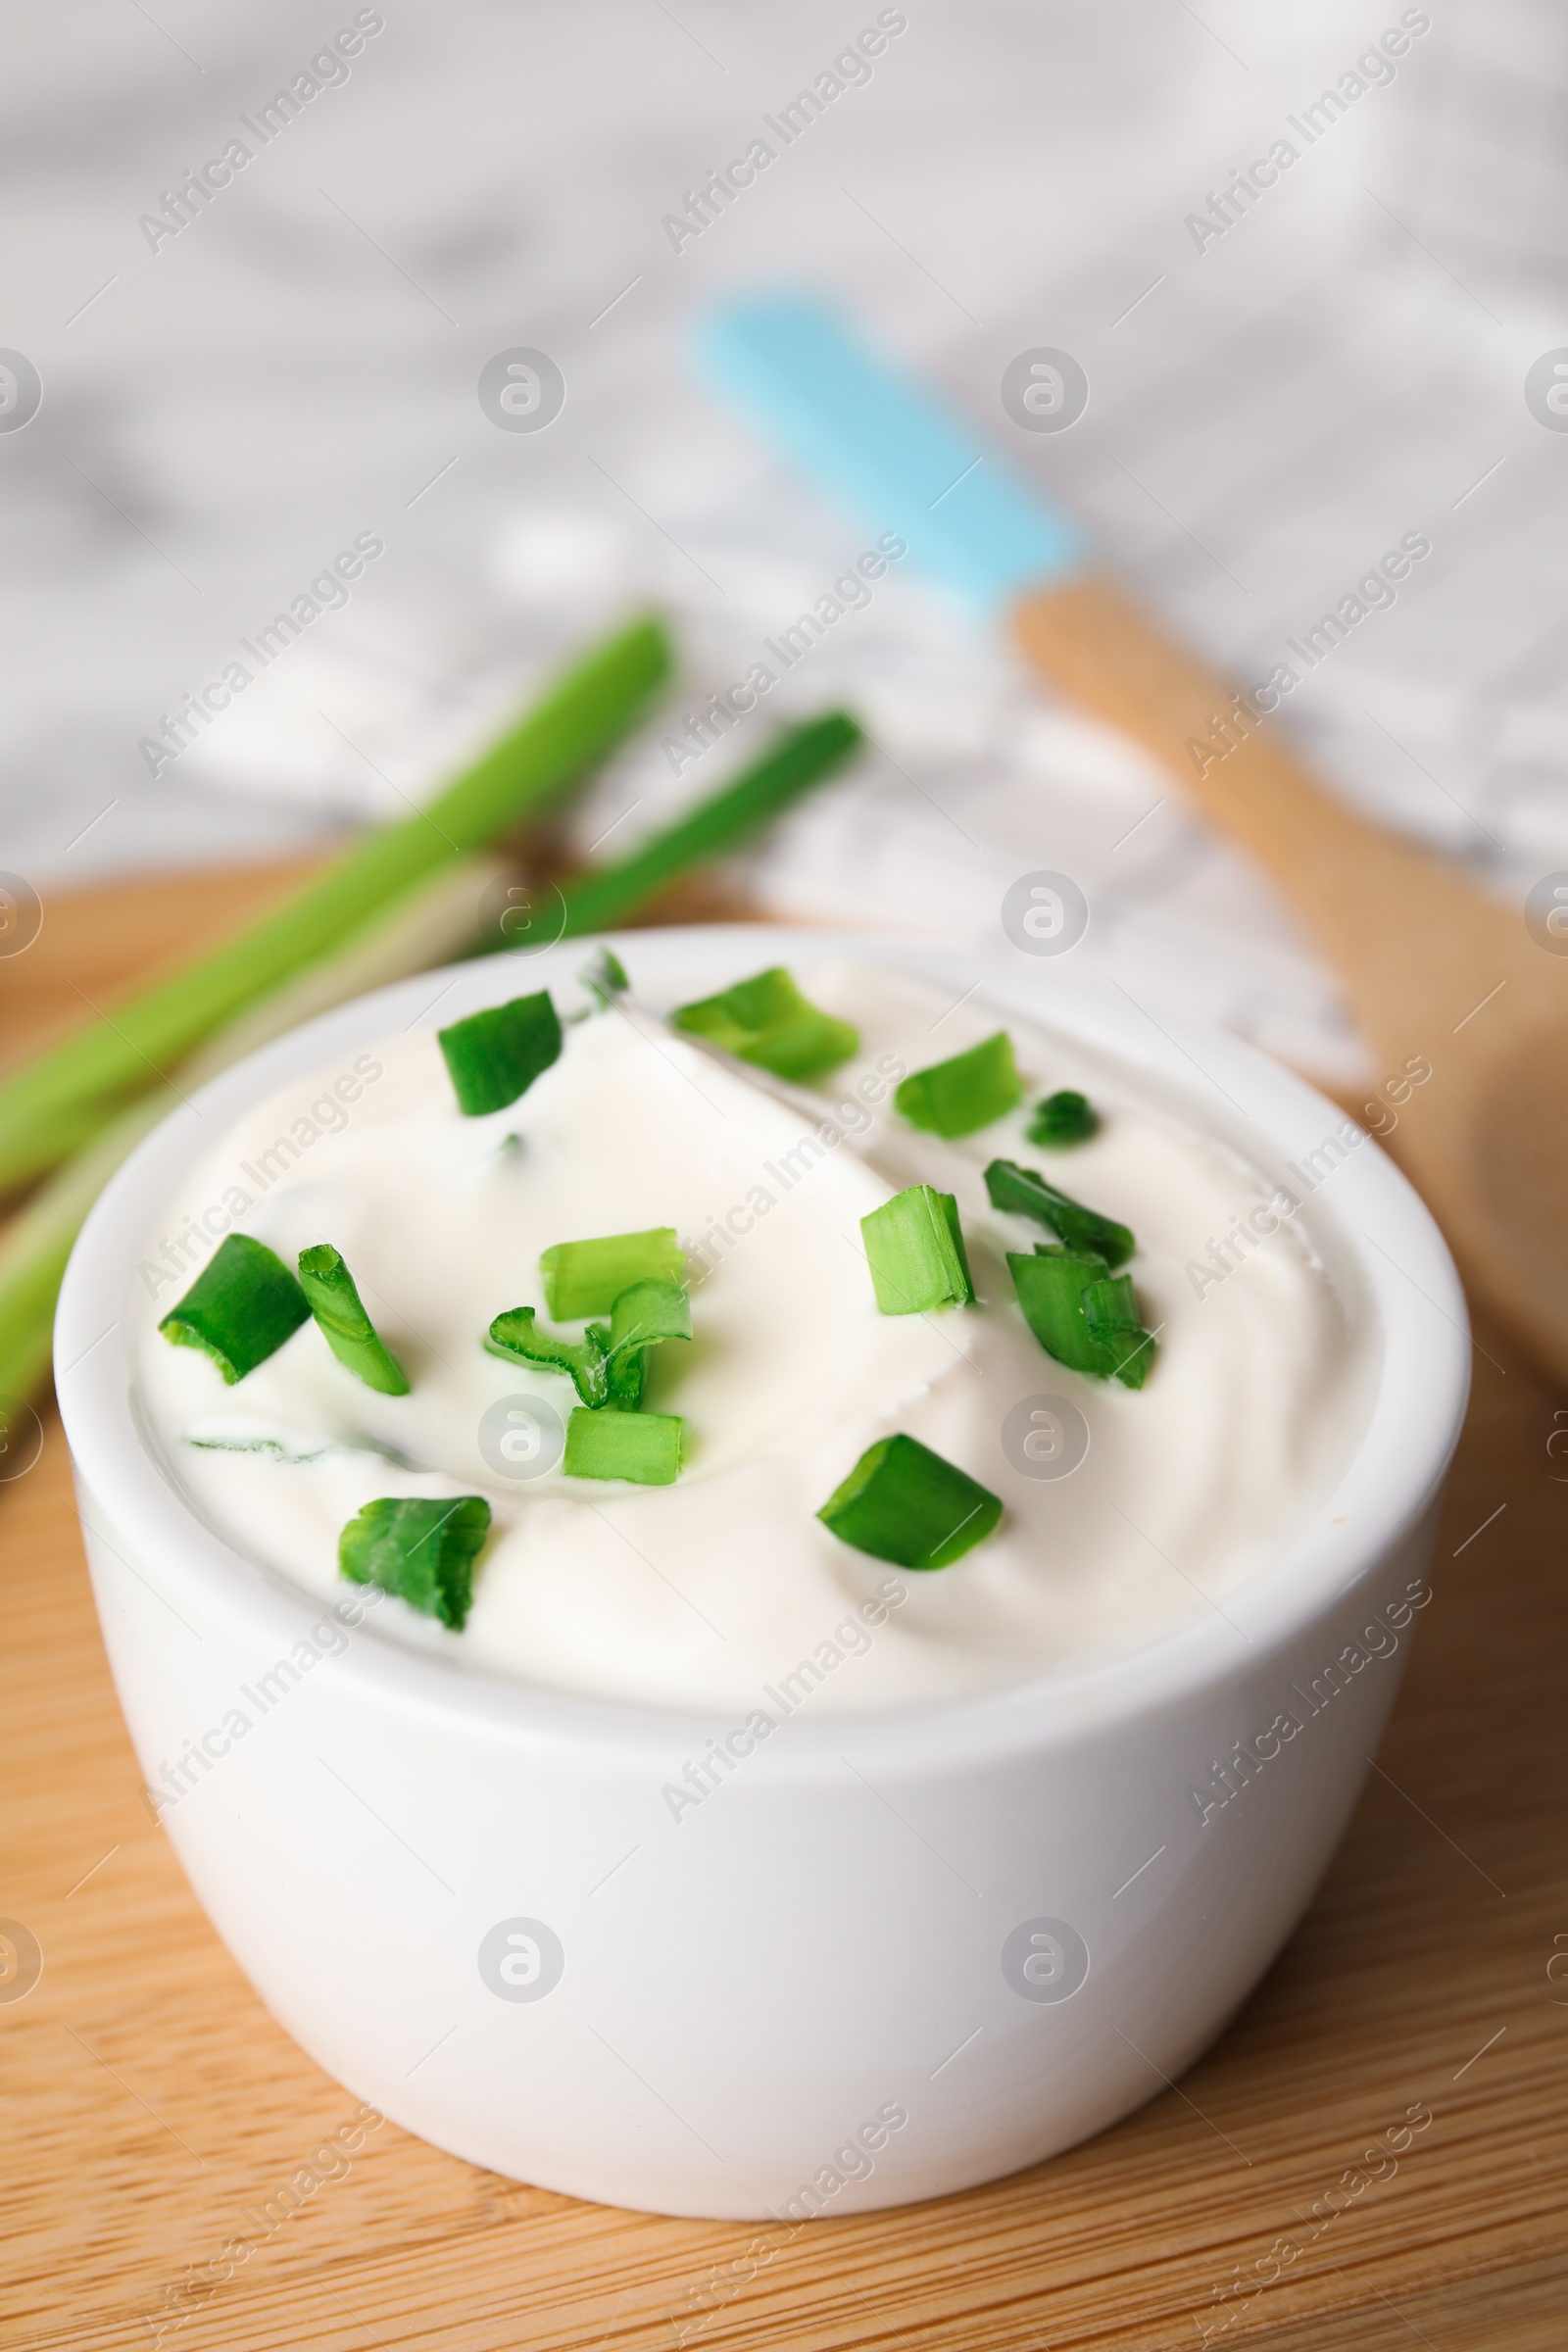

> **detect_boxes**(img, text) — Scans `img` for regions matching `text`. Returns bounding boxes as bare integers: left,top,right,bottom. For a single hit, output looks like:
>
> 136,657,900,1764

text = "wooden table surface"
3,866,1566,2352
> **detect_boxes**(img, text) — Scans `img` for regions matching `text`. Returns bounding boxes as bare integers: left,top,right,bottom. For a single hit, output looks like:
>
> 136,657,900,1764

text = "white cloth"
6,0,1564,1080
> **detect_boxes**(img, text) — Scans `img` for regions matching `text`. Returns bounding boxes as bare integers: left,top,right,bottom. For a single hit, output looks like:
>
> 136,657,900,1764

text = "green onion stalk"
0,695,867,1406
0,614,673,1194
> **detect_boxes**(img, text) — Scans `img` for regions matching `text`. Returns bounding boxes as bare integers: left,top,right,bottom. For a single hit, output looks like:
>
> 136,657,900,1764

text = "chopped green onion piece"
1027,1089,1100,1148
539,1227,684,1319
438,990,563,1115
1008,1248,1113,1379
985,1158,1134,1269
486,1307,610,1407
577,948,629,1012
489,1276,690,1409
860,1186,974,1314
1007,1250,1152,1387
604,1277,692,1408
157,1233,310,1385
564,1408,684,1484
338,1494,491,1630
297,1244,410,1396
895,1031,1022,1140
817,1434,1001,1570
673,966,860,1083
1083,1275,1157,1391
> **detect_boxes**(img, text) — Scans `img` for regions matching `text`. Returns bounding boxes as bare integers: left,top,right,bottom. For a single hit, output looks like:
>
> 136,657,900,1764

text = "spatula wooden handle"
1013,575,1489,1047
1016,572,1568,1380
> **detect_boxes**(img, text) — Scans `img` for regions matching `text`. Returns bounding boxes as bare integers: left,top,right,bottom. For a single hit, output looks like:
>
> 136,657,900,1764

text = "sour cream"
136,959,1374,1711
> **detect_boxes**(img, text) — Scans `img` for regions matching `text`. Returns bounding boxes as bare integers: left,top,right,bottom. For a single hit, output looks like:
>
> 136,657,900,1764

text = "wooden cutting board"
3,864,1566,2351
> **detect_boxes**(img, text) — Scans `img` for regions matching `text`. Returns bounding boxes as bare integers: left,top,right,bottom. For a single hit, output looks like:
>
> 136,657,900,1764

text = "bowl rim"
56,923,1471,1774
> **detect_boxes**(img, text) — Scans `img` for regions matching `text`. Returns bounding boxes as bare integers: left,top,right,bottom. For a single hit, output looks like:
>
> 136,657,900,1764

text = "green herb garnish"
157,1233,310,1385
489,1274,691,1411
1027,1090,1099,1148
1009,1247,1109,1376
895,1032,1022,1140
487,1307,610,1406
185,1434,333,1462
984,1158,1134,1268
564,1408,685,1484
438,990,563,1115
338,1494,491,1629
860,1186,974,1314
576,948,629,1012
673,966,859,1083
539,1228,684,1320
816,1433,1001,1569
297,1244,410,1396
1082,1274,1156,1391
604,1277,692,1408
1007,1250,1154,1387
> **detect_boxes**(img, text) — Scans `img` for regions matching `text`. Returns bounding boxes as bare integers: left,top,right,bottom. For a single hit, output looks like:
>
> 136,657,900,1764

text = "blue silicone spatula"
697,292,1568,1385
701,292,1087,618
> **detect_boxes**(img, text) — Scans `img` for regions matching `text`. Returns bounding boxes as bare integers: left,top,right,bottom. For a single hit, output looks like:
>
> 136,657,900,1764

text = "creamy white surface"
136,961,1374,1711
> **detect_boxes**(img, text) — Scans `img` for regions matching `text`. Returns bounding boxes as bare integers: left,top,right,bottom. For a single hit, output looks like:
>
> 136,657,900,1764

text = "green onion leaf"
489,1276,690,1409
816,1434,1001,1570
604,1277,692,1409
556,711,864,939
438,990,563,1115
576,948,629,1012
1083,1275,1157,1391
297,1244,410,1396
1007,1248,1112,1379
0,612,672,1193
486,1307,610,1406
158,1233,310,1385
895,1032,1022,1139
1027,1089,1100,1148
564,1408,684,1484
860,1186,974,1314
1007,1250,1153,1387
539,1228,684,1319
673,966,859,1083
984,1158,1134,1268
338,1494,491,1630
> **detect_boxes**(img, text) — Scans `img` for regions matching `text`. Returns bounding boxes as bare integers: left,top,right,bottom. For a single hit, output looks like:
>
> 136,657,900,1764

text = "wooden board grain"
2,863,1566,2352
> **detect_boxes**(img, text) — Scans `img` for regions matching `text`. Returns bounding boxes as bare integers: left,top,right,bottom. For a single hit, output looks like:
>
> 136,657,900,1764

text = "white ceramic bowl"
57,927,1469,2219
